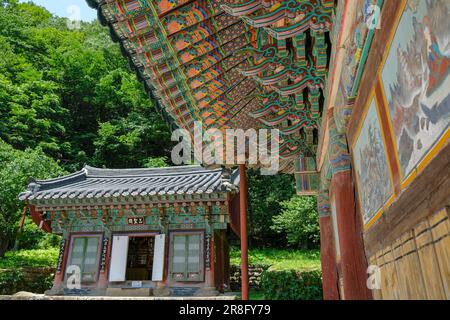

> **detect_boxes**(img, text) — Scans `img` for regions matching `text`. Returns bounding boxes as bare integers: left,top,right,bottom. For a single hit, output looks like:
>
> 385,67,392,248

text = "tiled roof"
19,165,238,201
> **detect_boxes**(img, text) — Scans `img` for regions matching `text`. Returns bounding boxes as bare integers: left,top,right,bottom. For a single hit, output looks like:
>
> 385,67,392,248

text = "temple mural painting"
381,0,450,180
354,98,393,225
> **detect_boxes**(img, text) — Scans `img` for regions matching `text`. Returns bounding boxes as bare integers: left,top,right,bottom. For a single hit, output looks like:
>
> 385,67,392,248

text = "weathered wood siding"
346,0,450,299
369,208,450,299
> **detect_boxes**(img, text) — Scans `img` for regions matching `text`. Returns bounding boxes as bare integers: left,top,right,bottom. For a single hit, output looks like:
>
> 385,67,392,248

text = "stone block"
105,288,151,297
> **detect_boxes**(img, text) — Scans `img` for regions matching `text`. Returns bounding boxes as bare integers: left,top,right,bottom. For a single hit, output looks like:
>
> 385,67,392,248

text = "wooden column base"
51,273,65,292
331,170,372,300
153,281,171,297
319,216,340,300
97,272,109,289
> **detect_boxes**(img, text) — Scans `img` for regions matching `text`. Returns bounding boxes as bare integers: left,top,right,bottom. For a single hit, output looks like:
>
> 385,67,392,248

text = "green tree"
143,156,169,168
0,1,176,258
16,217,60,250
271,196,320,249
0,2,173,171
247,170,296,247
0,139,65,257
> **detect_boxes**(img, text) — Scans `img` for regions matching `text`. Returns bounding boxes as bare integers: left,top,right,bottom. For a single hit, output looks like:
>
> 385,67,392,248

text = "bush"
230,247,321,271
0,269,23,295
0,268,54,295
0,248,59,269
271,196,320,249
16,218,61,250
261,269,323,300
0,249,57,294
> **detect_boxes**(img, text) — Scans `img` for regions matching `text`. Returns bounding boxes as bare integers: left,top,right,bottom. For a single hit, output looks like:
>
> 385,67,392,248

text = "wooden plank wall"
342,0,450,300
369,208,450,299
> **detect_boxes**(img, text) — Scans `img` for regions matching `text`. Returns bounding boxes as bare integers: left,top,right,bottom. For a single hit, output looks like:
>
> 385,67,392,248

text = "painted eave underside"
85,0,336,174
87,0,260,132
19,165,238,202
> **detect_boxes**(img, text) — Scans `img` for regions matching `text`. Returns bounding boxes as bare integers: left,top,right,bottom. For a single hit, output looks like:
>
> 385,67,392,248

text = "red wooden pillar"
319,216,340,300
52,239,69,292
223,231,230,291
327,107,371,300
214,231,225,292
331,170,372,299
239,164,249,300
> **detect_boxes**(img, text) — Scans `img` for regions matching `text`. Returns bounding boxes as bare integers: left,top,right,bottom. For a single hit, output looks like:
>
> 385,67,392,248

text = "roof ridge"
23,165,227,191
84,164,203,172
19,165,238,202
84,165,224,178
33,169,87,185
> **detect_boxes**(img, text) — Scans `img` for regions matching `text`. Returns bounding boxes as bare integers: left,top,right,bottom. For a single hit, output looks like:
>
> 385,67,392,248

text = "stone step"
170,287,199,297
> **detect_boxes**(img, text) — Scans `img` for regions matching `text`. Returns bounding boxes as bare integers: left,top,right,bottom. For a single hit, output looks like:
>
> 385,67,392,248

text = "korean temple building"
19,165,240,296
19,0,450,299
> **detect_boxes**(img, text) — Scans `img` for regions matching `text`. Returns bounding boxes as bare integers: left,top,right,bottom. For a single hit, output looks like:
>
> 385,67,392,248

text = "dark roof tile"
19,165,238,201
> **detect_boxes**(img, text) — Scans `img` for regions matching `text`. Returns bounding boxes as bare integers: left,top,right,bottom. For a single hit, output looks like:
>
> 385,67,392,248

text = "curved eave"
87,1,179,132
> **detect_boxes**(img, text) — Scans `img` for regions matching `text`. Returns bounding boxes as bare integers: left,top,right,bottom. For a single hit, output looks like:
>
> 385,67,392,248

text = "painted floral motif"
155,0,190,15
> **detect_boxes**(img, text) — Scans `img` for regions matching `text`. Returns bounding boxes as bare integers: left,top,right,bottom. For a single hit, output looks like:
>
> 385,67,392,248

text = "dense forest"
0,0,173,171
0,0,173,255
0,0,319,257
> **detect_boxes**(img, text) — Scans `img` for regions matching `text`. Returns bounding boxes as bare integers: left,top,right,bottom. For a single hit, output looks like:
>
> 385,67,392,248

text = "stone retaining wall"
229,264,269,291
0,267,54,295
0,292,238,300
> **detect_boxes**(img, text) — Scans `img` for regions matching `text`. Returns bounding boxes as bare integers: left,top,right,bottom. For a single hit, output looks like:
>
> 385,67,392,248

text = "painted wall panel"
380,0,450,182
353,97,393,225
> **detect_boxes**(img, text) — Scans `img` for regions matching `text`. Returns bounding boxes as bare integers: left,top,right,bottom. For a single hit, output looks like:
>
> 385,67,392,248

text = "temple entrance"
125,236,155,281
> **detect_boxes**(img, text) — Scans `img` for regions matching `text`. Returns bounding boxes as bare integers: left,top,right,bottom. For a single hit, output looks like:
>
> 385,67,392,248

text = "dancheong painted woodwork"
20,165,239,296
85,0,333,182
17,0,450,300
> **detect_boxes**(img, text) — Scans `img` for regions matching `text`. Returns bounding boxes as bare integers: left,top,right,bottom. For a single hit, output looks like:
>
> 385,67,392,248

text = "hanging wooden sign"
100,237,109,272
56,239,66,273
127,217,145,225
205,234,211,270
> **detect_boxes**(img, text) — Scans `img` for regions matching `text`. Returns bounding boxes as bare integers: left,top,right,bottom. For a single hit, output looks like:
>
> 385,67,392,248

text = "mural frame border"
351,88,396,231
374,0,450,191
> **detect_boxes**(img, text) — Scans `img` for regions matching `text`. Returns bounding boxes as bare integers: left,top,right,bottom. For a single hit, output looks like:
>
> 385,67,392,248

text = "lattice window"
170,233,204,282
68,235,101,283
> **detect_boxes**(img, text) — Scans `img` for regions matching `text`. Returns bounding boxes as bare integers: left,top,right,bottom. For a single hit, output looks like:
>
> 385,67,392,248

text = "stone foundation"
106,288,152,297
0,292,238,300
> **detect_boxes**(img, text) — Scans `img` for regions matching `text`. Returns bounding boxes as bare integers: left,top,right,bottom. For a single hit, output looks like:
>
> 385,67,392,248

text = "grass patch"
0,248,59,269
230,247,320,271
236,290,266,300
249,290,265,300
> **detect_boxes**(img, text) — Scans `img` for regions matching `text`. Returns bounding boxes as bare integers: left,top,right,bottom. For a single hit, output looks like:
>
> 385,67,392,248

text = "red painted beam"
239,164,249,300
29,205,52,233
